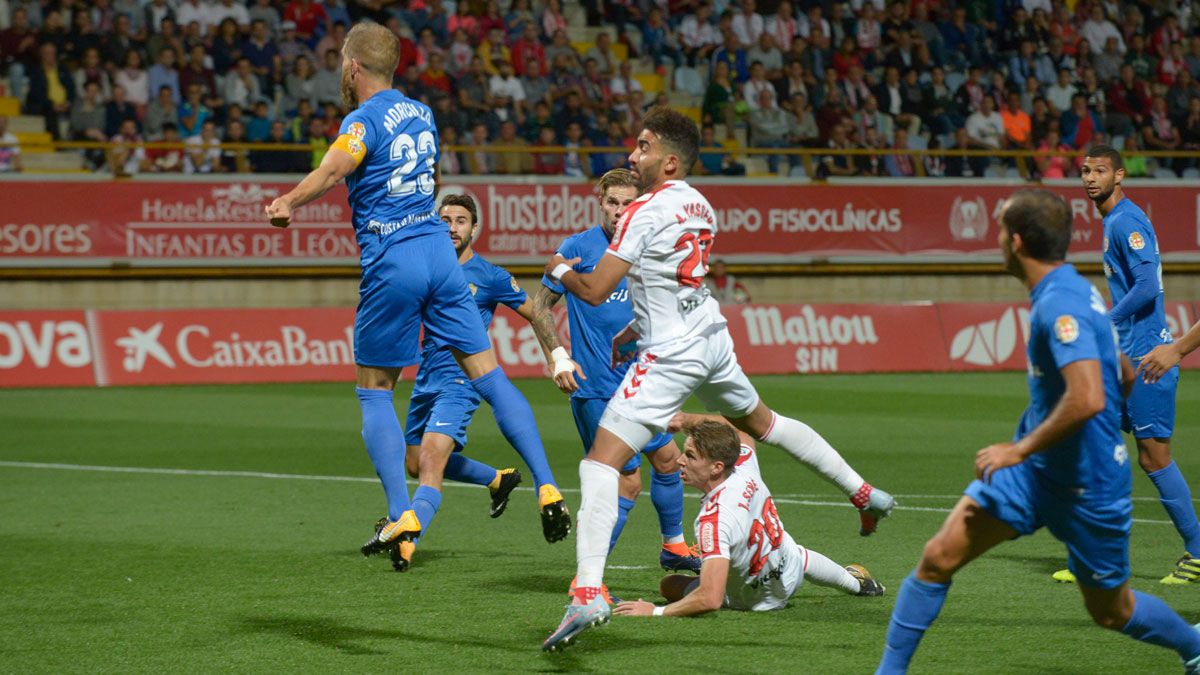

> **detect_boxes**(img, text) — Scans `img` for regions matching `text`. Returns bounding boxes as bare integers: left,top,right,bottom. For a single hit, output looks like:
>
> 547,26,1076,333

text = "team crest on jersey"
347,139,364,155
1103,237,1109,253
509,276,520,293
1054,315,1079,344
468,283,478,296
700,521,716,554
348,122,366,140
1129,232,1145,250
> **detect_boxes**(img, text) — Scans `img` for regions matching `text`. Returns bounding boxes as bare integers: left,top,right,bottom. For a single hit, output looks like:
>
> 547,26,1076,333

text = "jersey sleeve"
492,265,528,310
1112,213,1158,268
1040,301,1101,370
606,197,656,264
331,111,371,166
540,234,576,294
696,500,738,562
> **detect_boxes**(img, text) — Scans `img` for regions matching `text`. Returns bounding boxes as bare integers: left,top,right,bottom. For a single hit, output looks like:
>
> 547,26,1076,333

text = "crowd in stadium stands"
1,0,1199,176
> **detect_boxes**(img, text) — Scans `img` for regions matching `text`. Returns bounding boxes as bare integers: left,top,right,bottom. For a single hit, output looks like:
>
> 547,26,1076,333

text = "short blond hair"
344,22,399,79
597,168,638,197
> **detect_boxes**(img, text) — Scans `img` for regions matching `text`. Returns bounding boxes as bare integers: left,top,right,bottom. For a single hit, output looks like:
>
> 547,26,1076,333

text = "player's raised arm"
265,140,361,228
514,286,586,394
975,358,1105,480
1138,321,1200,383
668,411,757,449
546,251,631,306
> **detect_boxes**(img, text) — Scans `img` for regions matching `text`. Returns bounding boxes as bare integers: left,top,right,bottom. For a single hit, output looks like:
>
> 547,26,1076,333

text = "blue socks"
356,388,411,521
411,485,443,543
1147,462,1200,556
1121,590,1200,661
444,453,499,487
876,572,950,675
470,367,556,489
609,496,636,551
651,469,685,540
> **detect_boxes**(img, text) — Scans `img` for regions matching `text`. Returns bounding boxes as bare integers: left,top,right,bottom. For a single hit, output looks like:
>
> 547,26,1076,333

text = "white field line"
0,460,1174,526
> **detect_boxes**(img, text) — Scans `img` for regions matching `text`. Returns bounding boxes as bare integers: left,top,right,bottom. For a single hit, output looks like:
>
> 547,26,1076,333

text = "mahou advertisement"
2,179,1198,266
2,302,1196,388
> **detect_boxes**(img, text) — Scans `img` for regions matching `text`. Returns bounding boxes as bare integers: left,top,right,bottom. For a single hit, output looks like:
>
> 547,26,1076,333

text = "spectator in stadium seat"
679,2,720,68
64,8,101,64
72,47,110,101
561,120,589,178
0,7,37,102
285,55,319,110
1185,37,1200,79
884,127,916,178
109,118,149,176
1093,36,1122,85
210,0,250,34
711,30,750,83
701,59,739,137
103,84,139,138
854,95,893,145
247,0,280,35
1107,64,1150,130
510,23,545,78
456,56,496,129
965,95,1005,154
1044,67,1074,115
311,49,341,106
143,0,175,39
1008,40,1040,91
816,84,848,142
544,29,575,71
1167,70,1197,121
250,119,298,173
1142,95,1181,172
147,47,181,107
642,7,681,70
872,66,910,134
505,0,535,42
731,0,764,50
882,29,917,71
540,0,567,42
998,7,1033,56
857,126,886,177
25,42,74,139
176,0,213,38
1060,93,1104,149
144,85,180,139
819,123,859,177
1033,128,1072,179
304,116,327,169
314,21,347,61
465,121,494,175
1158,41,1188,87
922,66,960,135
479,0,506,39
282,0,327,44
519,99,553,142
697,124,745,176
433,124,463,176
749,88,801,174
242,20,279,77
1029,97,1055,146
1178,98,1200,171
831,35,862,77
489,60,528,125
70,81,108,169
773,59,808,102
147,122,185,173
840,65,872,111
579,57,612,113
1001,91,1033,151
219,118,251,173
1079,5,1123,56
748,32,784,81
184,118,222,173
245,101,272,141
531,125,563,174
943,127,987,178
478,27,512,77
492,119,534,175
585,32,618,78
855,3,883,57
224,57,261,111
179,82,212,137
179,44,216,103
938,7,982,69
1124,34,1155,82
742,61,775,111
705,260,751,304
277,21,312,67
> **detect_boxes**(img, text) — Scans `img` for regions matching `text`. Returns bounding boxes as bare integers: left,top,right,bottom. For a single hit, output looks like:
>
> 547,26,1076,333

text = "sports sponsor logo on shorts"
347,122,366,140
1054,315,1079,344
1129,232,1145,250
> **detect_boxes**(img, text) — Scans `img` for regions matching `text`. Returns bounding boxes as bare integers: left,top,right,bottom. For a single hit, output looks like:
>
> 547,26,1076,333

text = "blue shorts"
403,385,482,450
571,397,674,473
354,232,492,368
965,462,1132,589
1122,366,1178,439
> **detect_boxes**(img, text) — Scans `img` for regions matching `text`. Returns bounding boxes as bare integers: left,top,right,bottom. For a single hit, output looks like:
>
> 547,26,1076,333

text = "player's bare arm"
975,358,1106,480
1138,321,1199,383
515,289,586,394
546,252,632,306
266,148,358,228
668,411,757,448
614,558,729,617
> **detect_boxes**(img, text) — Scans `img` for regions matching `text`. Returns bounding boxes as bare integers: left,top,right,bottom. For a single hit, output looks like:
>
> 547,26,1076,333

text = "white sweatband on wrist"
652,606,665,617
551,347,574,376
551,263,573,281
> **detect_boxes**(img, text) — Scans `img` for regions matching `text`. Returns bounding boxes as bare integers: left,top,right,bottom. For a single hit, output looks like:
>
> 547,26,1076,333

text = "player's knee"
619,470,642,500
917,536,959,584
1135,442,1171,473
1087,605,1131,631
405,455,420,479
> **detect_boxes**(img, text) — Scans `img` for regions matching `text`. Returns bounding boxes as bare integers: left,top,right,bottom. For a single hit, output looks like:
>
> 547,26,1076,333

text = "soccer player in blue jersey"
391,193,567,570
1062,145,1200,585
263,22,569,562
533,169,701,574
876,189,1200,675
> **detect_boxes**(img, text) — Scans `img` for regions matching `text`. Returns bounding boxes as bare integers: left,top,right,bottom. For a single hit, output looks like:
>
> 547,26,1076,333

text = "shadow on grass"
240,614,532,655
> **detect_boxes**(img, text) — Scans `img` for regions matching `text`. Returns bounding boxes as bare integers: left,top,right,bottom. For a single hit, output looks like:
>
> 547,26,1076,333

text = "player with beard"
389,194,567,571
1049,145,1200,585
534,169,701,575
876,189,1200,674
540,107,894,652
264,22,571,567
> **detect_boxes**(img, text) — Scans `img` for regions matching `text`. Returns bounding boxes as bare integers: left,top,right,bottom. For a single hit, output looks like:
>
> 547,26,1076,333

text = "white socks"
802,547,862,595
576,459,620,588
761,413,865,497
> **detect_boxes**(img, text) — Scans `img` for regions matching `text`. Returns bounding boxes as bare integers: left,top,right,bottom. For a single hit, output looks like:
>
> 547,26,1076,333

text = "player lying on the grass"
875,189,1200,675
381,194,567,571
533,168,700,575
541,106,894,652
612,414,883,619
264,23,569,565
1139,318,1200,383
1049,145,1200,586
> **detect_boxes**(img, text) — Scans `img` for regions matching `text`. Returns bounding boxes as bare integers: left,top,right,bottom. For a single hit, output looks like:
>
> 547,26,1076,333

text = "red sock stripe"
758,412,778,442
850,483,873,509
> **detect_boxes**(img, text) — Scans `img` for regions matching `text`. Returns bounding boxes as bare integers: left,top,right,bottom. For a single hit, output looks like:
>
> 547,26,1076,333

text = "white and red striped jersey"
605,180,725,346
694,444,804,611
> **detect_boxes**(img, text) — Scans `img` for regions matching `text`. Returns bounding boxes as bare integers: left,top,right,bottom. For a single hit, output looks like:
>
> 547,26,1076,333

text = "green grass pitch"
1,373,1198,673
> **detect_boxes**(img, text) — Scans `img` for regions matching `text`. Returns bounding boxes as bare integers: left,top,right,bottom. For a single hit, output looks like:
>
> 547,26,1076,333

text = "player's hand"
613,599,657,617
545,253,582,277
974,442,1025,482
552,357,586,394
265,197,292,228
666,412,689,434
611,324,640,368
1136,344,1182,384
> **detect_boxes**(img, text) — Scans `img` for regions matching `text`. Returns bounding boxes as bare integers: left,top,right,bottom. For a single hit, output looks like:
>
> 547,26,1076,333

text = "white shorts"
711,537,807,612
599,323,760,451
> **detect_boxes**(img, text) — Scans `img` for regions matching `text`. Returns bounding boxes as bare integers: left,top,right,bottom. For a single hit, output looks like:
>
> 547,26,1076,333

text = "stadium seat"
678,106,701,123
945,71,966,93
908,134,929,150
674,67,705,97
1005,167,1022,179
788,164,807,178
1154,166,1179,179
984,164,1006,178
1182,168,1200,179
1110,135,1124,150
0,96,18,116
634,72,664,94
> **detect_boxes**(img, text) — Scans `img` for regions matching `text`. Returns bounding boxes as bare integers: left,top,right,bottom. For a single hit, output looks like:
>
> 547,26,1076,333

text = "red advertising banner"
2,179,1197,266
2,302,1196,388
